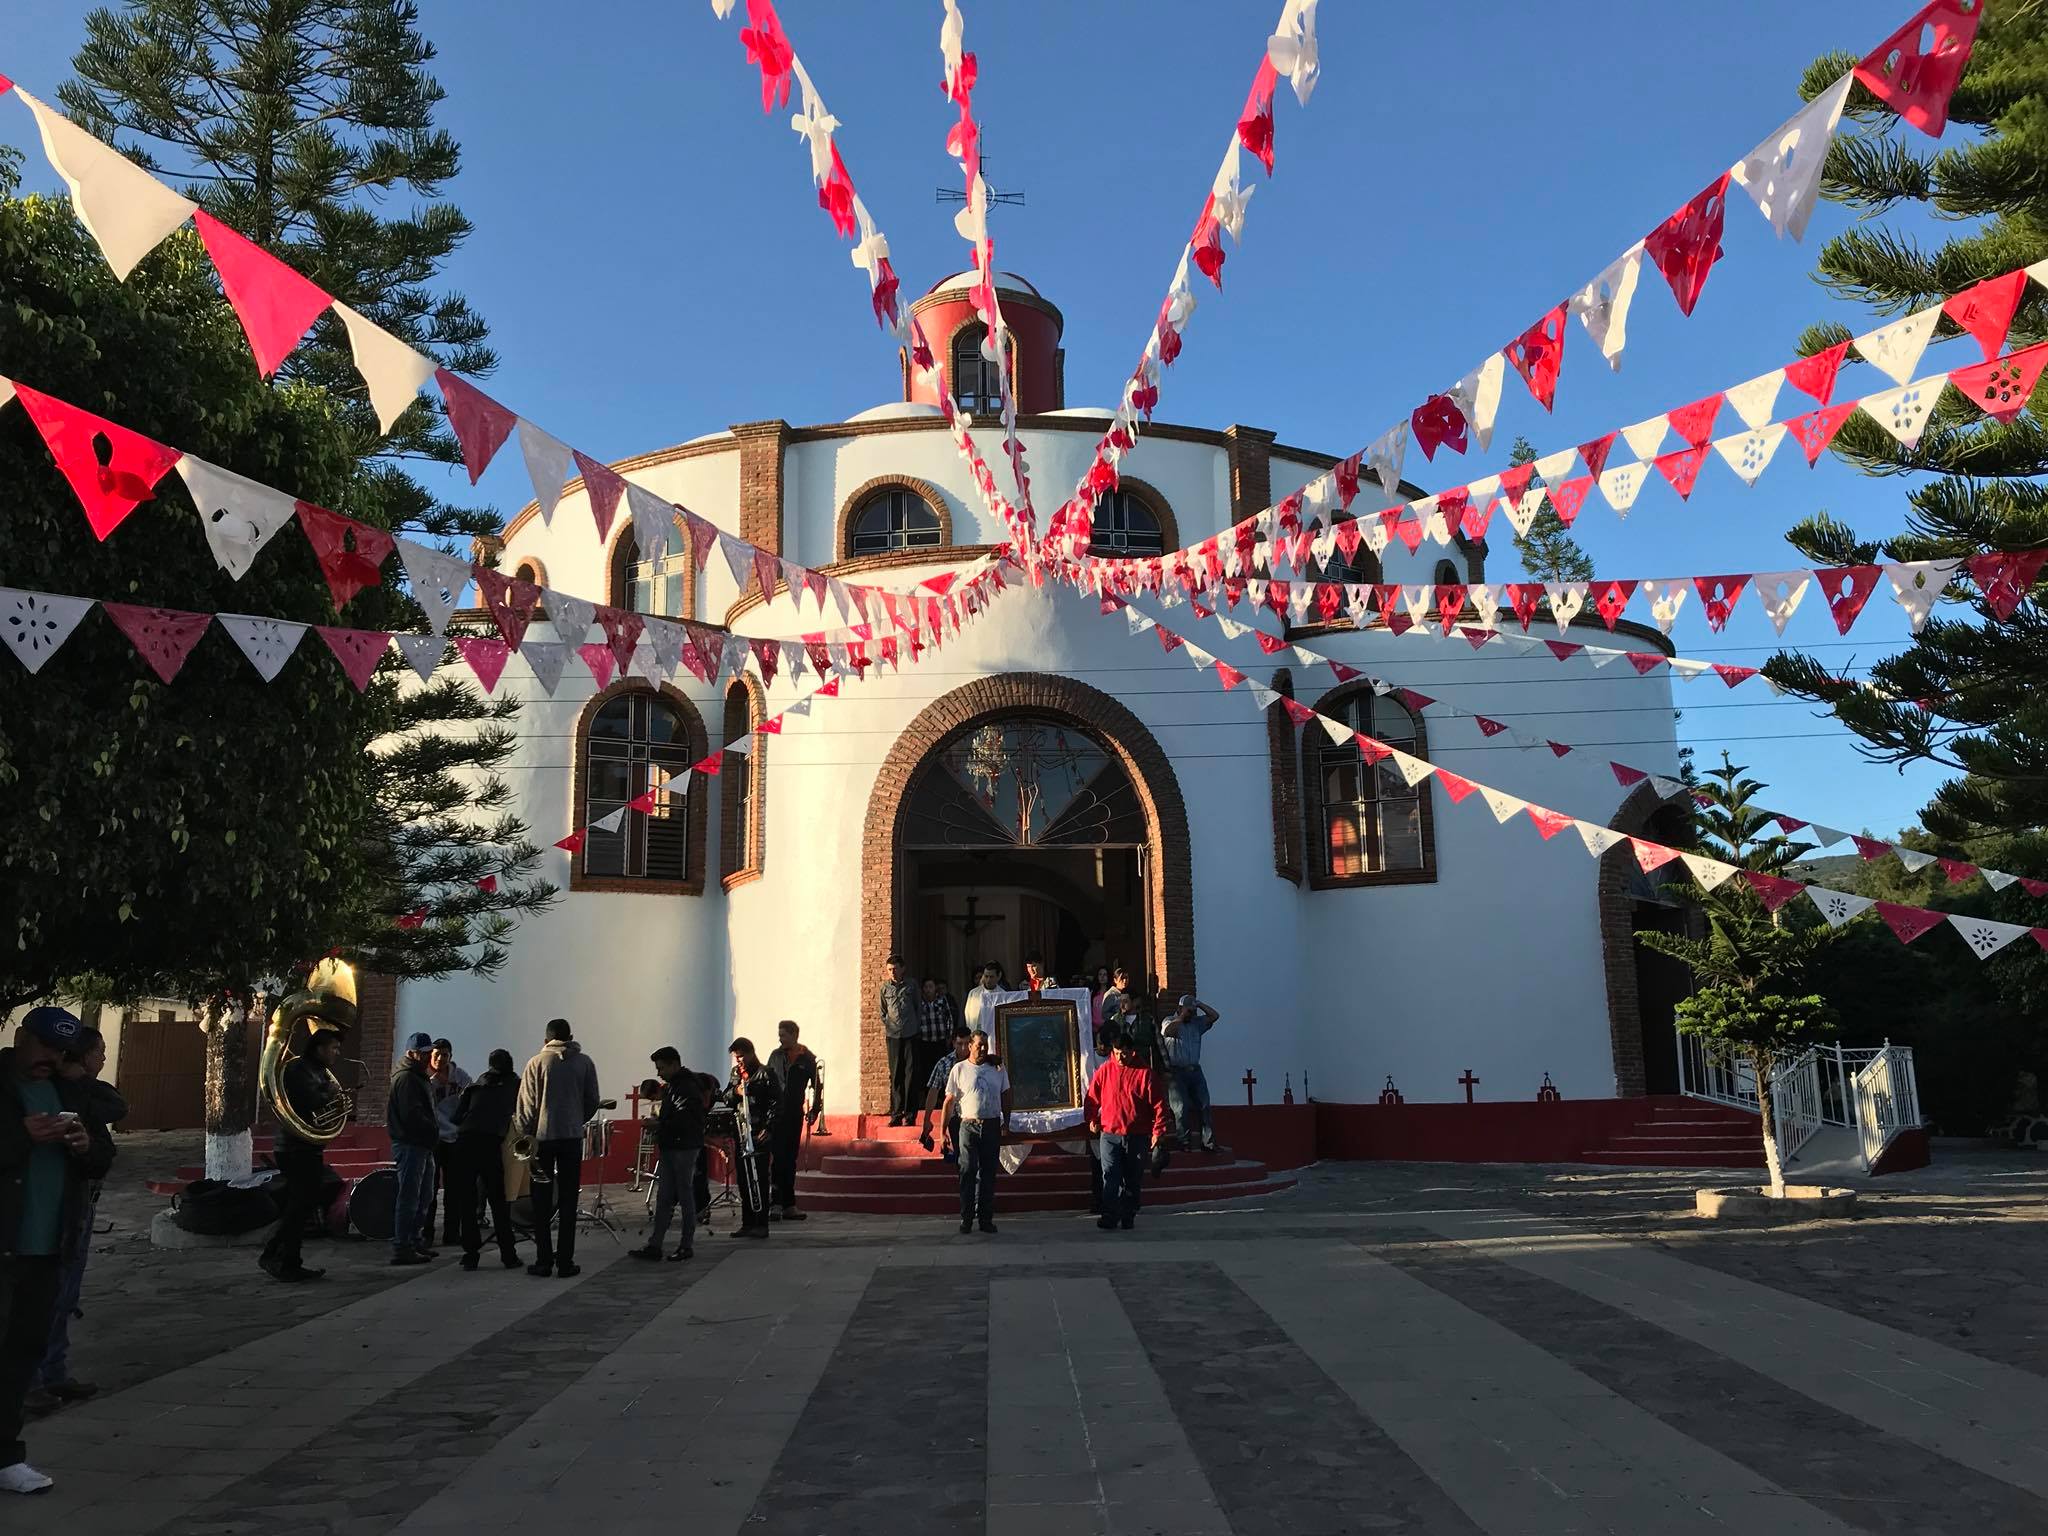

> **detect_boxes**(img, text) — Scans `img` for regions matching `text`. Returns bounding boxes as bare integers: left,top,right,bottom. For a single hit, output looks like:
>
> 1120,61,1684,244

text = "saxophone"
258,957,358,1143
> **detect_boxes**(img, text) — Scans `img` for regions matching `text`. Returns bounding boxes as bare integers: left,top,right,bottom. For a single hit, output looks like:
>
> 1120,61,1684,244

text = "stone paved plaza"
15,1142,2048,1535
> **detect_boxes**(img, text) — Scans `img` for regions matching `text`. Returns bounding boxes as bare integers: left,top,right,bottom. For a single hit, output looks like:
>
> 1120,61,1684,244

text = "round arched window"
1088,492,1165,557
582,691,697,881
849,490,943,556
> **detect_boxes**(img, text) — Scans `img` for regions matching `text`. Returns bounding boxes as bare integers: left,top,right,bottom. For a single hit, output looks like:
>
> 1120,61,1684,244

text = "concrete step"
793,1174,1298,1215
799,1159,1274,1196
1588,1150,1766,1168
1602,1133,1764,1150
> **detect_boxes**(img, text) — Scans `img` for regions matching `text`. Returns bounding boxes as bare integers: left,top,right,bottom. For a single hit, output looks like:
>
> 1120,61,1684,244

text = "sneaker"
22,1388,58,1418
49,1381,98,1403
389,1250,431,1267
767,1208,782,1222
739,1226,769,1240
458,1255,479,1272
527,1262,553,1277
979,1221,997,1235
556,1262,581,1278
1096,1217,1117,1231
628,1245,662,1262
0,1462,53,1495
669,1246,693,1262
780,1208,807,1222
959,1219,973,1234
501,1254,524,1269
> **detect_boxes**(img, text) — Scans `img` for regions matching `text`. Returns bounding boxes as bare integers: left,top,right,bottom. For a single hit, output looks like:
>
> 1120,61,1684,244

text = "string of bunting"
1094,599,2045,965
1046,0,1983,570
704,0,1038,557
1078,256,2048,596
1044,0,1319,563
1113,591,2048,903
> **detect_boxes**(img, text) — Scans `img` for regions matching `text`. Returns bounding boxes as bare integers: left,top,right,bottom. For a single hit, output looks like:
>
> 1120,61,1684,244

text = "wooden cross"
1242,1068,1257,1106
1459,1069,1479,1104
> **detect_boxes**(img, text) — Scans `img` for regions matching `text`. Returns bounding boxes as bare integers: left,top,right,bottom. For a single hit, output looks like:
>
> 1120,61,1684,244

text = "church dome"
905,271,1065,415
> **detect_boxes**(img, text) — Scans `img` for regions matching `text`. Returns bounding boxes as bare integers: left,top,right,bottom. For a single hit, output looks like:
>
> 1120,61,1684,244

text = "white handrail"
1677,1029,1919,1173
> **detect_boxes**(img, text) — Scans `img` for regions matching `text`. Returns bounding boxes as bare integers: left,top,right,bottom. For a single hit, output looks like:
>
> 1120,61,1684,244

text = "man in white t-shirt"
962,961,1005,1037
943,1031,1011,1235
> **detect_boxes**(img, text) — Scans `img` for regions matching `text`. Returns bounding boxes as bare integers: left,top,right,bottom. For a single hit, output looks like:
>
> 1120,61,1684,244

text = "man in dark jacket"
721,1039,779,1239
385,1032,440,1267
259,1020,345,1285
29,1025,126,1413
449,1049,520,1272
631,1047,706,1263
763,1021,820,1223
2,1007,116,1497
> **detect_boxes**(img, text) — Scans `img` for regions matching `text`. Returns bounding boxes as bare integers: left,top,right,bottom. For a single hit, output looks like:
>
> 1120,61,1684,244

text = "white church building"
396,272,1686,1130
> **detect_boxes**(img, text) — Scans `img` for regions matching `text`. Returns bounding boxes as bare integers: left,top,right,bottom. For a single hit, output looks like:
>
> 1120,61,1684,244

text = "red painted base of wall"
1870,1126,1931,1176
1314,1099,1649,1165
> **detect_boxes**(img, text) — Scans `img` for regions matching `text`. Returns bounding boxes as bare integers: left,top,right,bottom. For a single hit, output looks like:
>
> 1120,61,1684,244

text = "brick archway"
857,673,1196,1112
1600,781,1694,1096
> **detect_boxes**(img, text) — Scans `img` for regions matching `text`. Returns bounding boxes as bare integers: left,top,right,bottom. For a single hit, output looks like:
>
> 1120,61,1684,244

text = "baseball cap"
1178,995,1196,1009
22,1006,84,1049
403,1031,433,1053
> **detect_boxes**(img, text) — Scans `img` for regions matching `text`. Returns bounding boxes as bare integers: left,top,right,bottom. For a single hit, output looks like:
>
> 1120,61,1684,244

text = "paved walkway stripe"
987,1275,1230,1536
1220,1237,1858,1536
1421,1210,2048,1503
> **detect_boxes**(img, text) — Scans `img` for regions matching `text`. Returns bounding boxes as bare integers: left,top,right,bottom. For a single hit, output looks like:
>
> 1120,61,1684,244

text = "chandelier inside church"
902,717,1146,849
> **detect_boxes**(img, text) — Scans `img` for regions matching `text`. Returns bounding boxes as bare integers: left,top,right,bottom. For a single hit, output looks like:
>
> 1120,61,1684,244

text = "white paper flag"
645,617,686,677
1950,913,2031,960
1680,852,1740,890
1316,713,1353,745
394,538,471,635
1983,869,2019,892
1448,354,1505,453
0,377,13,412
1185,642,1216,670
216,614,308,682
0,588,94,674
1532,448,1578,484
1544,583,1587,631
175,455,299,581
1598,461,1647,515
19,89,197,279
333,303,437,434
1247,680,1279,711
1637,579,1688,634
1125,606,1155,635
1894,847,1937,873
626,482,676,563
1723,370,1786,430
1480,787,1526,824
1751,571,1811,636
1620,416,1670,462
1568,246,1642,370
1885,558,1962,631
1574,823,1624,858
1367,422,1408,500
1854,306,1941,386
1400,585,1433,627
719,532,755,590
1216,615,1251,641
392,632,444,683
1390,749,1435,788
1730,73,1853,241
545,589,595,645
1468,584,1501,630
1499,493,1541,538
591,807,628,835
1808,887,1874,929
520,639,571,695
517,420,574,527
1861,376,1947,449
1712,424,1788,488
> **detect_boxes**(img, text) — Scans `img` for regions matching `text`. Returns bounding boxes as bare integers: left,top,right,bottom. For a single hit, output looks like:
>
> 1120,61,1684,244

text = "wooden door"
116,1010,208,1130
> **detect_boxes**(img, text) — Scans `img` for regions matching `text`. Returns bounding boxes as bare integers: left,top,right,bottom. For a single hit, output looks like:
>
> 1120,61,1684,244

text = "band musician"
720,1038,780,1240
763,1021,820,1223
260,1016,345,1284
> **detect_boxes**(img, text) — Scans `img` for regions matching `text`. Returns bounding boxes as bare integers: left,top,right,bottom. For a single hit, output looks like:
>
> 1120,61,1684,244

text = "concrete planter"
1695,1185,1857,1222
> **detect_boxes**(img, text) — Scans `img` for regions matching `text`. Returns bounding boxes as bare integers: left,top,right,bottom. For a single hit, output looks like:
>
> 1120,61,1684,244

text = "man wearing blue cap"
2,1006,116,1496
385,1033,441,1266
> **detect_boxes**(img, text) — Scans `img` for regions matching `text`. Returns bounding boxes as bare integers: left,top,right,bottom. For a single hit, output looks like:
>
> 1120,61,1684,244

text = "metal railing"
1677,1032,1920,1172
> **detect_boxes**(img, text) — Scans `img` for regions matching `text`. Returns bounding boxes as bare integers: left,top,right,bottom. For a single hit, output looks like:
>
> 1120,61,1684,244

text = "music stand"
577,1107,626,1245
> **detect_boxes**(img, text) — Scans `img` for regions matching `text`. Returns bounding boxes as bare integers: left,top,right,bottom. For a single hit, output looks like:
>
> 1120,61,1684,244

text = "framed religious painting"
993,999,1083,1114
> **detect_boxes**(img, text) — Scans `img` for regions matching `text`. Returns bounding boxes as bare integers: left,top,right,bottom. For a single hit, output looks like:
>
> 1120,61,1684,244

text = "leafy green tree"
1507,435,1594,583
1769,13,2048,862
1639,756,1838,1193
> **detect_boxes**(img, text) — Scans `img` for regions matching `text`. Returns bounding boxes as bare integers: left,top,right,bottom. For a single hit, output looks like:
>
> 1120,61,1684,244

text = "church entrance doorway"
860,675,1196,1112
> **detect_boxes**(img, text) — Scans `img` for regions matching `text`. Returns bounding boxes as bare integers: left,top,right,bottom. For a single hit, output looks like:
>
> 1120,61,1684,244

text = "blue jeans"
1165,1066,1213,1147
36,1209,94,1385
958,1118,1001,1224
649,1147,701,1253
1098,1133,1146,1222
391,1143,436,1254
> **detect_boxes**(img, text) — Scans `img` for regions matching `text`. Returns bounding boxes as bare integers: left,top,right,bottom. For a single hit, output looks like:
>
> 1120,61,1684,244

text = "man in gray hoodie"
513,1019,601,1278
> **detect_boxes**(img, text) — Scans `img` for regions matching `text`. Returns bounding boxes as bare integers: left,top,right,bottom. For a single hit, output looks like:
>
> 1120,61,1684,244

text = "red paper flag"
1236,57,1279,174
1394,687,1435,712
1328,660,1362,684
1156,625,1185,654
1855,0,1983,137
475,566,542,649
1818,566,1883,635
1526,805,1574,840
1577,432,1618,479
1626,652,1666,675
1280,696,1317,728
555,830,588,854
394,910,427,930
1631,838,1681,873
435,370,519,484
1692,575,1750,632
1411,393,1469,460
1666,393,1723,450
1460,626,1494,650
1254,631,1290,656
751,636,781,686
1473,715,1508,737
1785,401,1860,465
1547,740,1573,758
194,211,333,378
296,502,394,611
1742,870,1806,912
455,635,510,694
1435,586,1467,634
577,641,616,688
1215,662,1245,691
1966,549,2048,619
103,603,210,682
1876,901,1946,945
13,384,182,541
316,625,389,691
738,0,795,112
1505,583,1544,631
1951,341,2048,424
1712,663,1758,687
1939,857,1977,883
1944,269,2028,362
1548,477,1594,528
1589,579,1636,630
573,452,625,541
1854,834,1893,861
1435,770,1478,804
597,607,645,669
2023,878,2048,898
1784,339,1852,406
1643,174,1731,318
693,751,724,777
1611,762,1649,788
1654,444,1711,500
476,874,500,894
1504,304,1568,410
1544,638,1584,662
1497,461,1536,508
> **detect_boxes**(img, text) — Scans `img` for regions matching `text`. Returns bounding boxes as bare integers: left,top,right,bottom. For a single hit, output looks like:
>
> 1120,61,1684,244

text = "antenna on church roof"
937,153,1025,208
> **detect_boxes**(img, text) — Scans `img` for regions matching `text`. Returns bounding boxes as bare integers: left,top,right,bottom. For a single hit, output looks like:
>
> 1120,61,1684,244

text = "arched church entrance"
858,675,1195,1113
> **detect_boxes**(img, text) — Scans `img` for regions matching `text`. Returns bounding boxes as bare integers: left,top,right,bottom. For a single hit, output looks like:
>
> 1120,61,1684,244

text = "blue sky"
5,0,1969,838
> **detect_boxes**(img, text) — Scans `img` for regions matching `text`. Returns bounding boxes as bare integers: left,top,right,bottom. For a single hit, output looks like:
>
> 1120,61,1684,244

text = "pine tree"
1507,435,1594,583
1767,13,2048,867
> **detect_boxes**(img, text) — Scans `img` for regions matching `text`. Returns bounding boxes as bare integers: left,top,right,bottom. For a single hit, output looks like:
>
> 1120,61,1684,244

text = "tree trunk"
201,996,255,1181
1756,1061,1787,1198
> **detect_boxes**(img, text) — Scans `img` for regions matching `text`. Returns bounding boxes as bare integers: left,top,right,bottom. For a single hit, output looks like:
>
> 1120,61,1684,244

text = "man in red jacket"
1083,1031,1171,1232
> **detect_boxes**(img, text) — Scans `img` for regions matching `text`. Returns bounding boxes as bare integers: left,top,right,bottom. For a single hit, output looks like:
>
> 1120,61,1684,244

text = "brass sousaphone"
258,957,359,1142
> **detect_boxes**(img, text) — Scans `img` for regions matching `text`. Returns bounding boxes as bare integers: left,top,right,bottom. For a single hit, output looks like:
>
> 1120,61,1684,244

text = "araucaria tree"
1506,435,1594,584
0,1,554,1172
1638,757,1838,1195
1770,13,2048,875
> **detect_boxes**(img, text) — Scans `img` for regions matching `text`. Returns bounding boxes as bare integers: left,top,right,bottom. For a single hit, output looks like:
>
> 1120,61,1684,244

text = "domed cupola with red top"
905,271,1064,415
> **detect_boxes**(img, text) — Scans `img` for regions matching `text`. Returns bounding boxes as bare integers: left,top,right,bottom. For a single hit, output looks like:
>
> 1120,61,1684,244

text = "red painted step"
1578,1094,1768,1168
795,1173,1299,1215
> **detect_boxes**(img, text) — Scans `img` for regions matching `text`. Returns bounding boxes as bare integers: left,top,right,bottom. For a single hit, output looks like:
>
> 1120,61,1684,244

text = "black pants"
1,1255,61,1467
454,1136,517,1263
528,1138,583,1269
430,1140,460,1243
888,1036,919,1120
694,1153,711,1218
260,1140,326,1272
958,1118,1000,1224
770,1123,802,1211
734,1135,771,1230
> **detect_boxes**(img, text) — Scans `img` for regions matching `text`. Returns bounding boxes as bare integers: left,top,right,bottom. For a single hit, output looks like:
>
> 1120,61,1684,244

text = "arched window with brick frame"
607,518,693,619
721,677,767,886
1302,683,1436,888
571,681,707,895
1265,669,1304,884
